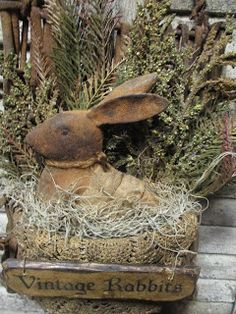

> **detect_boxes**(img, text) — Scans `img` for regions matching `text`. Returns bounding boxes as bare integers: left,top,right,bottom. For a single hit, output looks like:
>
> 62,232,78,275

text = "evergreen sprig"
45,0,119,109
0,53,57,178
106,0,236,196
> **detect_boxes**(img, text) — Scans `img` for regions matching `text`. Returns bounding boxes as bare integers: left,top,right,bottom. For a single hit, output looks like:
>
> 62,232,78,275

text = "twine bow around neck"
45,152,108,170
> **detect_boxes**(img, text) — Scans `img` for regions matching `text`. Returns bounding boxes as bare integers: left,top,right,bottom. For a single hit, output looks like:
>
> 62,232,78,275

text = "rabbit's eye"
61,127,70,136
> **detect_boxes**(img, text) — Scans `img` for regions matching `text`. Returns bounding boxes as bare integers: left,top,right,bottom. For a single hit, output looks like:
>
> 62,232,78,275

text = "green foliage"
105,0,236,196
45,0,119,109
118,0,185,104
1,0,120,178
0,53,58,178
1,0,235,197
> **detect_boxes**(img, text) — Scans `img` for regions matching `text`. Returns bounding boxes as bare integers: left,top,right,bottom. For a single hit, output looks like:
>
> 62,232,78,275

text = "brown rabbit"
26,73,168,204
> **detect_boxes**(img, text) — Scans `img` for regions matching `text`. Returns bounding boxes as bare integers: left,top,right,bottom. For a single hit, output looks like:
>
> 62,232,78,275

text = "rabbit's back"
84,165,158,205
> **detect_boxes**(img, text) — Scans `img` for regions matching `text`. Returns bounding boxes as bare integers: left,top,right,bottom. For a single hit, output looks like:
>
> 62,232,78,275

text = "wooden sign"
1,259,200,301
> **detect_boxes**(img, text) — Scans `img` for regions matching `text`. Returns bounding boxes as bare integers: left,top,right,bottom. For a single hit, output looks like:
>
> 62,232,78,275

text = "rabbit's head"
26,74,169,162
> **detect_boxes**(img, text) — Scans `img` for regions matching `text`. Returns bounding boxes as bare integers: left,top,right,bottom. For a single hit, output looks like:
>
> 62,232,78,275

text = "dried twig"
30,6,43,87
20,19,28,70
0,1,22,11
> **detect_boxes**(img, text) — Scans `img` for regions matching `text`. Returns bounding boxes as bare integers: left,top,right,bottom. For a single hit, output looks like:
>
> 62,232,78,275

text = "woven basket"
17,212,198,266
11,211,199,314
38,298,162,314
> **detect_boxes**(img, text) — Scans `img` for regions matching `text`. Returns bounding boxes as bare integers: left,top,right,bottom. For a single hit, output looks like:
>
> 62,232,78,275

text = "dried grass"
1,177,203,241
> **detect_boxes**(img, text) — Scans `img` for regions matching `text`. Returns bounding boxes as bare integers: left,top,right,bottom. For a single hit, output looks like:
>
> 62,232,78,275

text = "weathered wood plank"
1,312,44,314
2,259,200,301
194,278,236,303
170,0,193,14
224,30,236,79
202,198,236,227
1,279,234,313
215,181,236,199
198,226,236,254
197,254,236,280
0,212,7,234
164,300,233,314
117,0,236,20
0,286,44,313
171,0,236,16
0,205,6,213
232,300,236,314
1,254,234,282
114,0,144,22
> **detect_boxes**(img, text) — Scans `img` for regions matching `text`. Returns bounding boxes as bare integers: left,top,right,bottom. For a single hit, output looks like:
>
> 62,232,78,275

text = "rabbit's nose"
25,124,48,153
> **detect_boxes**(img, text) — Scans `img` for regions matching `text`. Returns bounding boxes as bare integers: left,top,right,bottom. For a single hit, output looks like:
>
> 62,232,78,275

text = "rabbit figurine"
26,73,168,204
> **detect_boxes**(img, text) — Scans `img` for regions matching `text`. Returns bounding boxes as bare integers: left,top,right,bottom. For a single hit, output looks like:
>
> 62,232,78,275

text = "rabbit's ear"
87,93,168,126
102,73,157,103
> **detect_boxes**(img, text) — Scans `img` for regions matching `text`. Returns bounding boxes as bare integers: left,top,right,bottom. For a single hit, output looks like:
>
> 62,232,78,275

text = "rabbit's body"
38,162,158,204
26,74,168,206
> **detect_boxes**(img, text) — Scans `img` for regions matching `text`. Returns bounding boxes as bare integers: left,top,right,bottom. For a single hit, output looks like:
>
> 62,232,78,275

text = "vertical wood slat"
0,11,14,55
11,12,19,55
0,10,14,94
20,19,28,70
114,0,144,23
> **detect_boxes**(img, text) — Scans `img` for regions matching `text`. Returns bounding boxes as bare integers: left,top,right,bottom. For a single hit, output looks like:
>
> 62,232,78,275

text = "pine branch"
45,0,119,108
186,78,236,107
31,23,53,85
0,126,39,178
45,0,83,106
78,60,124,109
44,0,61,35
0,53,58,179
